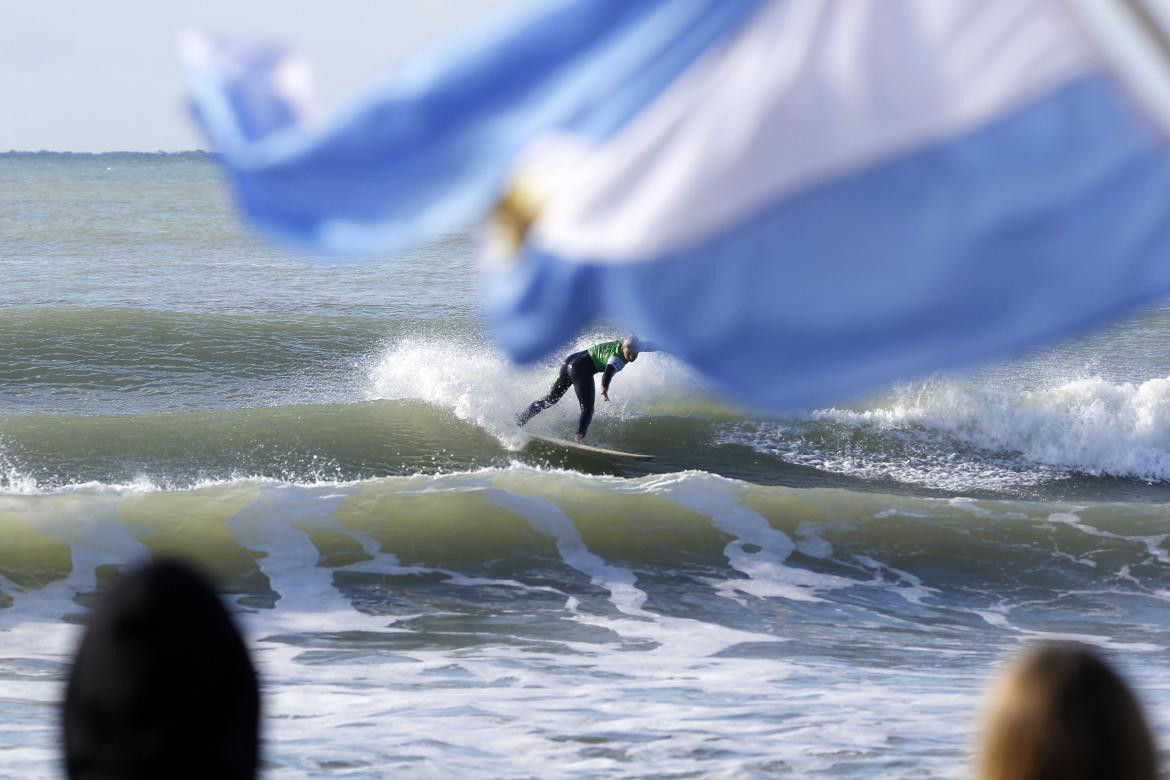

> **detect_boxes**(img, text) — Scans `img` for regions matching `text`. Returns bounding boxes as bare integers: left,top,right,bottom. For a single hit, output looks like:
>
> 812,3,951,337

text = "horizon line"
1,149,213,155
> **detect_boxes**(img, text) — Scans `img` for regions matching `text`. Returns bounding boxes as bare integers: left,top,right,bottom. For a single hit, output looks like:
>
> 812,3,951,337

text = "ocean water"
3,152,1170,778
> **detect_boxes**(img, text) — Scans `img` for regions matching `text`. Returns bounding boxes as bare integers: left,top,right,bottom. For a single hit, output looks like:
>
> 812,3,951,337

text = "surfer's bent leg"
567,358,596,438
517,360,573,426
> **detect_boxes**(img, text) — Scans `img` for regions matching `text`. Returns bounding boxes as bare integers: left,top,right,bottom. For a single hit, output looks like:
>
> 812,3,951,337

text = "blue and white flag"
181,0,1170,409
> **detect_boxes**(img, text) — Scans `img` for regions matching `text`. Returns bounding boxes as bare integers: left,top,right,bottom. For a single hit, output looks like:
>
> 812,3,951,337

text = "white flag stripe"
532,0,1098,262
1064,0,1170,141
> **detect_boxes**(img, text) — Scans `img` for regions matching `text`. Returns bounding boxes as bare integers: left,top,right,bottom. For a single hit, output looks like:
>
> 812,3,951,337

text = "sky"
2,0,513,152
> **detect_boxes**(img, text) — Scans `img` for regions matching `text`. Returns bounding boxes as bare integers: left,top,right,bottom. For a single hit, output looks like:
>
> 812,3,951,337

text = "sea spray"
720,375,1170,489
363,332,713,445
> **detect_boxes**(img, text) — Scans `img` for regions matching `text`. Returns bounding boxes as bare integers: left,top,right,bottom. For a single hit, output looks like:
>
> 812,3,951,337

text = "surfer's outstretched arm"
600,364,617,402
600,354,625,402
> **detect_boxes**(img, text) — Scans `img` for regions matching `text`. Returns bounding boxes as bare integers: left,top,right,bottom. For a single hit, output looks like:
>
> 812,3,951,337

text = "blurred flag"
181,0,1170,409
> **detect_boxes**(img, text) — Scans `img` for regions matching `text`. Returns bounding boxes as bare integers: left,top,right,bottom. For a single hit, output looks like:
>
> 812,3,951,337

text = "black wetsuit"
517,350,608,438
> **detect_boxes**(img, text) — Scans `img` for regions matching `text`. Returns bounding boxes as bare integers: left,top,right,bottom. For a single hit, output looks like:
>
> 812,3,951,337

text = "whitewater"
2,152,1170,778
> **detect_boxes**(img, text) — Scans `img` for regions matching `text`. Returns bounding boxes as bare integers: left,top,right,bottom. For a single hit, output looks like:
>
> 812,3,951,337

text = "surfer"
517,336,654,441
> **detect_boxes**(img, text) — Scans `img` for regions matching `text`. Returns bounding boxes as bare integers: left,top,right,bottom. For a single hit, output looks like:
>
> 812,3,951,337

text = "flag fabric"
181,0,1170,409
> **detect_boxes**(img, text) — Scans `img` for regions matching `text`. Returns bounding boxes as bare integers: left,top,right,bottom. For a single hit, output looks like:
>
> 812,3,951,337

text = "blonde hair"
981,643,1157,780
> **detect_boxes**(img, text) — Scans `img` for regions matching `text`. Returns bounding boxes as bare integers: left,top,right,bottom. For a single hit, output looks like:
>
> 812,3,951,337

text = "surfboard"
525,434,654,461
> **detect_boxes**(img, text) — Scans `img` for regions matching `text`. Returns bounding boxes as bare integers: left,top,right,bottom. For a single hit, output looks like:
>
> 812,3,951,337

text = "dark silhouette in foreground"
58,563,1163,779
981,642,1157,780
63,559,259,780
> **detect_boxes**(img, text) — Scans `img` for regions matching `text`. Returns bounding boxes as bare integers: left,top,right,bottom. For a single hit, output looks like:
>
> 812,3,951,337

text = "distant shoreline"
0,150,216,158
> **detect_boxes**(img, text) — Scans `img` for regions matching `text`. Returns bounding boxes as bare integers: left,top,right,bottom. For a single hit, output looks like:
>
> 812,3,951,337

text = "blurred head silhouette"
63,559,259,780
981,642,1156,780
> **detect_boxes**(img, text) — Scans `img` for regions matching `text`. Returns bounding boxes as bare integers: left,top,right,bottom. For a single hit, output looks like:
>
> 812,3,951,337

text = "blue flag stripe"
183,0,763,256
489,76,1170,408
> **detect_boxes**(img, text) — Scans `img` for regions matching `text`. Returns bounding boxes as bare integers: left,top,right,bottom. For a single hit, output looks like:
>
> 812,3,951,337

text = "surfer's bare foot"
575,434,585,443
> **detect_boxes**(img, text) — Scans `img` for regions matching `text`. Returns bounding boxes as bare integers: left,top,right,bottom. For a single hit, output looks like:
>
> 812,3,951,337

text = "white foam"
855,377,1170,482
3,467,1169,777
0,492,149,629
227,485,395,634
0,437,41,495
795,522,835,559
648,472,859,603
363,333,709,446
719,375,1170,489
854,555,937,606
975,607,1013,629
948,497,1029,521
482,483,780,657
1044,511,1170,565
1011,629,1164,653
484,490,647,613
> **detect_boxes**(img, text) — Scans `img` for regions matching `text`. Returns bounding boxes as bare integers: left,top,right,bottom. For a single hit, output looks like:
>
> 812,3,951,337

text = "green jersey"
586,340,624,372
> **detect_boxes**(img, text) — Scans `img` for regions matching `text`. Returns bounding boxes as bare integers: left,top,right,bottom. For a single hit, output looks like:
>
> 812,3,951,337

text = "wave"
0,307,488,414
10,314,1170,496
368,334,1170,492
0,400,502,491
0,308,379,398
2,468,1168,633
0,326,753,491
0,306,387,362
0,398,800,494
719,375,1170,490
